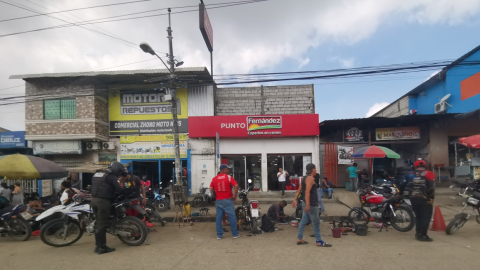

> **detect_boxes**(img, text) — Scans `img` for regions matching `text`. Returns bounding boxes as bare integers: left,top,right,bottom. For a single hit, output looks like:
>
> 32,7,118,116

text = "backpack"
260,214,275,233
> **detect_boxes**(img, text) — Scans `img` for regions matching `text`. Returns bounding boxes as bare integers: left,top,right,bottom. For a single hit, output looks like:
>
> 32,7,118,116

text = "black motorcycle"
0,205,32,241
446,186,480,235
192,183,215,208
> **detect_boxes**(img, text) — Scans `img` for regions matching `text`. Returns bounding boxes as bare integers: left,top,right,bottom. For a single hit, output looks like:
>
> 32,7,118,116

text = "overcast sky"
1,0,480,131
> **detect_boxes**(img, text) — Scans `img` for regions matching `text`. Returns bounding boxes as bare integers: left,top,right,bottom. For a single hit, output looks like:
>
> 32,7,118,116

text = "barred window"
44,99,76,119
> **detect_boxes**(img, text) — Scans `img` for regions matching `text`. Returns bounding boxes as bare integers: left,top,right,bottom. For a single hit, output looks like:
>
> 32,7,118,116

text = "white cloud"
329,56,355,68
366,102,390,117
1,0,480,129
425,70,441,81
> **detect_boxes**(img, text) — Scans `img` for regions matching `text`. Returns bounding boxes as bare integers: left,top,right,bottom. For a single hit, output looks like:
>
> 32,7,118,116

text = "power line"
0,0,159,23
2,59,477,107
0,1,268,38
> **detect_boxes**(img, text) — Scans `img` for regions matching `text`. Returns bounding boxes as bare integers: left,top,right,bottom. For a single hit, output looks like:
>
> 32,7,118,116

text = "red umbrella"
459,135,480,148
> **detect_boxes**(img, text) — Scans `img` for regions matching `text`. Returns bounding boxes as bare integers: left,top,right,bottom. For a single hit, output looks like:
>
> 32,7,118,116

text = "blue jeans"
215,199,238,238
297,201,322,242
322,188,333,198
316,188,326,213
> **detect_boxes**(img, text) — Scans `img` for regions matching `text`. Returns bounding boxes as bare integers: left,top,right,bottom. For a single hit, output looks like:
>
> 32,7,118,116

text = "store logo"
247,116,282,131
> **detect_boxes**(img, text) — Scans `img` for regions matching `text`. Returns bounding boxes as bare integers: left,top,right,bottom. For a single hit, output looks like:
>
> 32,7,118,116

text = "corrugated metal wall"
188,85,214,116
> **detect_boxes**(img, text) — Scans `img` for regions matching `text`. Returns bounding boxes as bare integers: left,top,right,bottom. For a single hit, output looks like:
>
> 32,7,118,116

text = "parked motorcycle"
192,183,215,208
235,179,260,233
351,186,415,232
146,185,170,212
37,194,148,247
446,186,480,235
0,205,32,241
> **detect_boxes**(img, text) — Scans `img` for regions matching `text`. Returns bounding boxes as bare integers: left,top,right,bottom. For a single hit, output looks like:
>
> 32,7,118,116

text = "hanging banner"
120,134,187,160
0,131,26,148
345,127,363,142
338,145,354,165
376,126,420,141
109,88,188,135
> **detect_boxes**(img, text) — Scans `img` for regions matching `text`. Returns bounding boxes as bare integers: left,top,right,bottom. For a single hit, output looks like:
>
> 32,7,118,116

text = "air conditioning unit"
102,141,117,150
435,102,447,114
86,142,100,150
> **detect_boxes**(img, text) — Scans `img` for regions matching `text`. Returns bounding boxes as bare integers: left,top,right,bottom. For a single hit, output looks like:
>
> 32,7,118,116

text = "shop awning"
66,164,108,173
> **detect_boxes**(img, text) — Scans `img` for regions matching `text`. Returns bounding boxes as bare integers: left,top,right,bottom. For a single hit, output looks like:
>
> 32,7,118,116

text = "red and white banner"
189,114,319,138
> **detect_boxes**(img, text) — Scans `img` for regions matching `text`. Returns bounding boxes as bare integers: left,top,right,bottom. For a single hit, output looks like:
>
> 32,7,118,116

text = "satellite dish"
440,94,451,103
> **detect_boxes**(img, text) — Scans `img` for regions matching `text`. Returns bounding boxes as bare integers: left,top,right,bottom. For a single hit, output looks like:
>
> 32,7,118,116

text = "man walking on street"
400,159,435,242
346,163,359,191
293,163,332,247
210,165,239,239
277,167,289,198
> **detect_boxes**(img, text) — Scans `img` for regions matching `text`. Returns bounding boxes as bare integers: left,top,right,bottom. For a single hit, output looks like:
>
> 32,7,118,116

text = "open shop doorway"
160,160,188,189
132,161,159,188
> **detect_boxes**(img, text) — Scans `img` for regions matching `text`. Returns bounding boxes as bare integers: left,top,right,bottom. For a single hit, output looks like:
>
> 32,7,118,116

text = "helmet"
108,161,126,177
414,160,427,168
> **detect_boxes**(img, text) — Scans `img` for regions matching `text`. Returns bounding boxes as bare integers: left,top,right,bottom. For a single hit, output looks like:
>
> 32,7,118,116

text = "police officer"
90,161,125,254
400,159,435,242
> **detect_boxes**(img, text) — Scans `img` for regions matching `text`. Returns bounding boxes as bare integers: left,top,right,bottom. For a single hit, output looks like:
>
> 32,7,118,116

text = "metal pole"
167,8,182,186
244,156,247,190
210,51,213,77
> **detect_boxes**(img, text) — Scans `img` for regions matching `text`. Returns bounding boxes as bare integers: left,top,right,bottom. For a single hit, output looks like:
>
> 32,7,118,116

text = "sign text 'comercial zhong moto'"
189,114,319,138
109,88,188,136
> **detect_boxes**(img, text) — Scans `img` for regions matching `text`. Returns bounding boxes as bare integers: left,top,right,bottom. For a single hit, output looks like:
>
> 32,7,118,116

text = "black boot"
94,246,99,253
97,245,116,255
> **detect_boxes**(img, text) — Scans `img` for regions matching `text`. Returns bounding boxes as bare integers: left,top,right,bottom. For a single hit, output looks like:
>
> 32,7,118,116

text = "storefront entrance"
133,161,160,187
221,155,261,190
267,155,310,191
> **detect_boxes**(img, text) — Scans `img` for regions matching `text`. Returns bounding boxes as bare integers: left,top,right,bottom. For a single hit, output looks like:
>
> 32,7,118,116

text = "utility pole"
166,8,182,187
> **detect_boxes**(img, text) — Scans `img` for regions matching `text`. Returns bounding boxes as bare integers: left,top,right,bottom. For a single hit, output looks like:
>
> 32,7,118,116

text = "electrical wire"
0,0,160,23
2,59,479,107
0,0,268,38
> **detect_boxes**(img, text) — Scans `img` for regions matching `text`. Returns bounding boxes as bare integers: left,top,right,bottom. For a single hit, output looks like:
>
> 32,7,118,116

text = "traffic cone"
431,206,446,231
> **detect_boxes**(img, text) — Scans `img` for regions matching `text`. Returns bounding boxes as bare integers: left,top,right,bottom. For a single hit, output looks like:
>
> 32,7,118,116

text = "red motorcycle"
349,186,415,232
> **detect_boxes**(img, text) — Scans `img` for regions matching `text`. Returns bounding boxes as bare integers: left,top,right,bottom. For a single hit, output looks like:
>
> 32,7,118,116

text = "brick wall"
215,84,314,115
24,78,108,138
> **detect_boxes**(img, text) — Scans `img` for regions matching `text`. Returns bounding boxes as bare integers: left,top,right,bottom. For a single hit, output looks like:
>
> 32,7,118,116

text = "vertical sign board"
216,132,220,170
199,2,213,52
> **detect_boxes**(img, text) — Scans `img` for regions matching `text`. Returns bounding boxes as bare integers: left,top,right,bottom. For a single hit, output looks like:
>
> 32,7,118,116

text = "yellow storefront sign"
120,134,187,160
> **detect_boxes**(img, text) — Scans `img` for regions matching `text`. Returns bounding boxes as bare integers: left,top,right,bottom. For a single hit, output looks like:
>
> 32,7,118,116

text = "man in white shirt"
277,168,289,198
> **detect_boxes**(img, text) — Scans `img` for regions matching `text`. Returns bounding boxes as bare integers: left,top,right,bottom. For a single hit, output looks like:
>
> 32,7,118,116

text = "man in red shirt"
210,164,239,239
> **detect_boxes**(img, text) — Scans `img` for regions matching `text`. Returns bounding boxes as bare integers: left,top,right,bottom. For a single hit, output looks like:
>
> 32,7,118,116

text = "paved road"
1,217,479,270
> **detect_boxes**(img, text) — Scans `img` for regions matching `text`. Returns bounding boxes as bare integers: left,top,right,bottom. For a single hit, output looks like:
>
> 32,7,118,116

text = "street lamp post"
139,9,182,186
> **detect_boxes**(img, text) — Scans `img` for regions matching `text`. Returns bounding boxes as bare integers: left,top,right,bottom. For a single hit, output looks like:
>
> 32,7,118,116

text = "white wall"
220,137,320,191
189,138,216,194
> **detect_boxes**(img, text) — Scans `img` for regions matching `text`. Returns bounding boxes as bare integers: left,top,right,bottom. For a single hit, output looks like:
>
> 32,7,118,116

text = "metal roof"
9,67,208,80
373,44,480,117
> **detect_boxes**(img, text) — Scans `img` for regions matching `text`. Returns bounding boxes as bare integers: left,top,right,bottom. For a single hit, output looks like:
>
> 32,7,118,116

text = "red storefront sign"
189,114,319,138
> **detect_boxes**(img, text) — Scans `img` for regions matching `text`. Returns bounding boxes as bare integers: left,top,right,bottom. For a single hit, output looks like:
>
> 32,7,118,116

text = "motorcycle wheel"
40,218,83,247
154,200,169,212
147,208,166,226
8,218,32,241
348,207,370,226
192,197,203,208
251,218,258,234
446,216,468,235
390,206,415,232
116,216,148,246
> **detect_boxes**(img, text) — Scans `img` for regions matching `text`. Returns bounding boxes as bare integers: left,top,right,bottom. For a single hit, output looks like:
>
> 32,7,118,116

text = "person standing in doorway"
346,163,359,191
277,167,289,198
400,159,435,242
210,165,239,240
293,164,332,247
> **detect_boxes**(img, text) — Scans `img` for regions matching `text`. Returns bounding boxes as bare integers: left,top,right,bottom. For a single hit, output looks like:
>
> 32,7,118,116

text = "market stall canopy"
0,154,68,179
67,164,108,173
459,134,480,148
351,145,401,159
